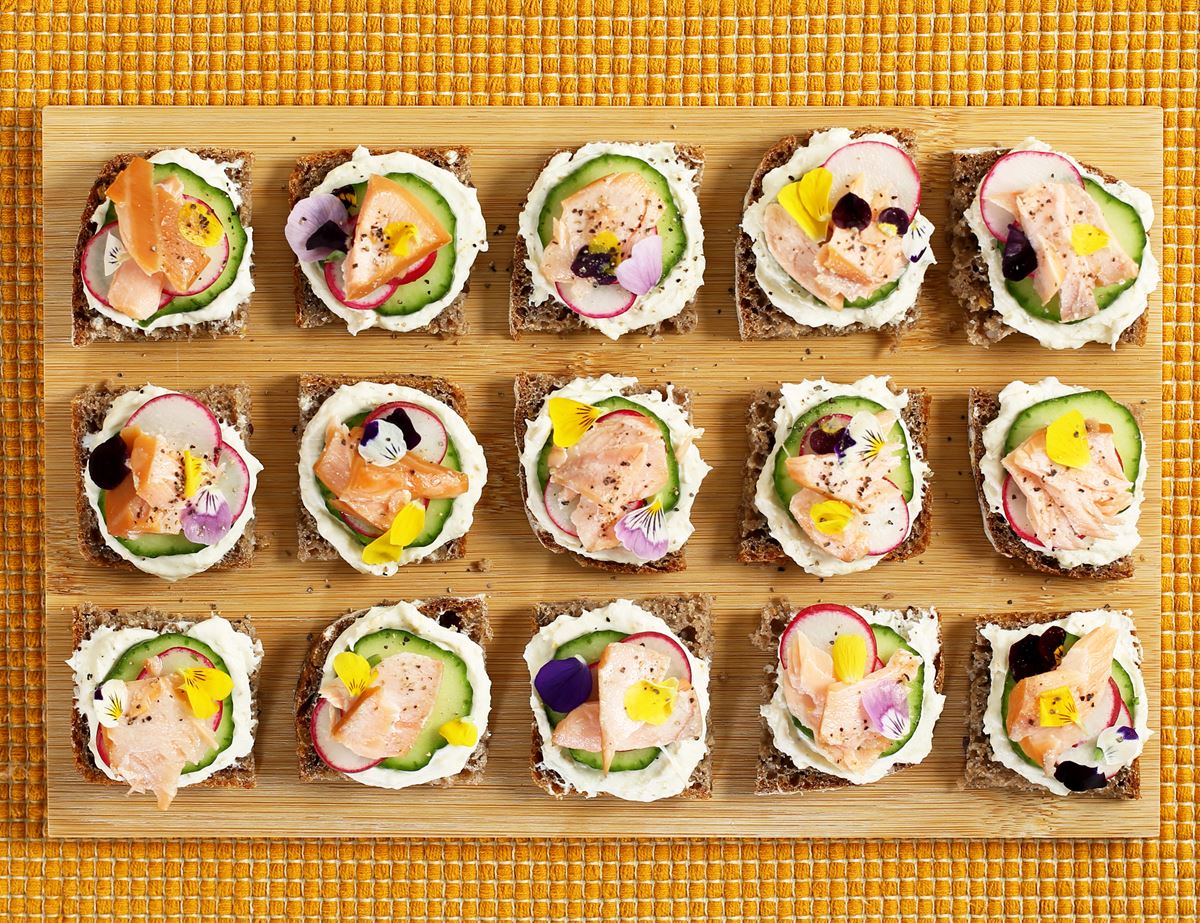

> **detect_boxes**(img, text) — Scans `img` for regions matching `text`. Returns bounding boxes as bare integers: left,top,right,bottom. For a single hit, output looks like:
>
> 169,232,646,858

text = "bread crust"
72,148,253,346
961,609,1140,799
509,143,704,338
71,603,259,790
293,597,492,786
528,595,714,800
512,371,693,573
288,146,474,337
72,382,256,573
735,127,922,340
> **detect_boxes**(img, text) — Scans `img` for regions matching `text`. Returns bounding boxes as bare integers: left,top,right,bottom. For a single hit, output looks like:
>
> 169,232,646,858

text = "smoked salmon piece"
105,259,166,321
780,626,837,729
103,470,151,538
154,175,210,293
323,652,444,759
106,157,161,275
341,175,451,301
595,642,695,772
550,693,702,752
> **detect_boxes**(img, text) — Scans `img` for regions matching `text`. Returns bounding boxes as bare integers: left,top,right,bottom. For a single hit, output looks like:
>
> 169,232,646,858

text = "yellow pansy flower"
177,200,223,247
182,449,206,499
1038,686,1081,727
777,166,833,241
548,397,601,448
383,221,419,258
832,634,868,684
438,718,478,747
1045,410,1092,469
333,650,377,698
624,677,679,725
179,667,234,720
362,501,427,565
810,499,854,535
1071,223,1110,256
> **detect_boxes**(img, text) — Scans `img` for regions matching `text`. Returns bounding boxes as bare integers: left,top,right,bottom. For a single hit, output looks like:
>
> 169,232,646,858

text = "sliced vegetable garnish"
778,166,833,241
548,397,601,448
333,650,376,698
1071,223,1110,256
1038,686,1081,727
614,234,663,295
177,199,223,247
861,681,911,740
1045,410,1092,468
831,191,871,231
361,501,426,565
623,677,678,725
95,679,128,728
88,433,129,490
614,499,668,560
438,717,478,747
534,655,592,713
182,449,205,499
180,486,232,545
810,499,853,535
179,666,234,720
831,634,867,683
285,193,350,262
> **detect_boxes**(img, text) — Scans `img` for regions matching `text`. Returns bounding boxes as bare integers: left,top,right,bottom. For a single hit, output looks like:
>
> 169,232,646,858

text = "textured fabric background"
4,1,1196,920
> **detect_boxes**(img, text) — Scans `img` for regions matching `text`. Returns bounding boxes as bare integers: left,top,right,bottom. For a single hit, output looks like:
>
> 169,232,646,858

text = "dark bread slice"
296,372,469,564
529,595,714,799
736,127,921,340
509,143,704,338
513,371,692,573
749,600,944,793
738,383,932,566
72,383,256,572
962,609,1140,799
71,603,259,790
294,596,492,785
948,148,1148,348
289,147,472,337
966,388,1135,580
72,148,253,346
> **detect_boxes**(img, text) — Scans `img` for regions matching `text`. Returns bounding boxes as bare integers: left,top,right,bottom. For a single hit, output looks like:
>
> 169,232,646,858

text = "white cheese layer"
518,374,711,565
82,149,255,333
516,141,705,339
977,377,1146,569
298,381,487,576
740,127,935,330
298,146,488,334
753,375,930,576
980,608,1151,795
761,606,945,785
318,600,492,790
964,137,1158,349
523,600,710,802
68,615,263,790
81,385,263,581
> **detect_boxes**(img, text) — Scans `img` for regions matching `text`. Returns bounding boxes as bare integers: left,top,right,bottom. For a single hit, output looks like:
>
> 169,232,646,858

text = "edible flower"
333,650,377,698
810,499,853,536
534,655,592,713
438,718,478,747
614,234,664,296
180,487,232,545
830,192,872,231
362,501,427,565
1071,223,1110,256
614,499,668,561
1095,725,1140,765
847,411,898,465
177,199,223,247
878,206,912,238
624,677,679,725
358,417,408,467
548,397,601,448
383,221,418,258
777,167,833,241
903,213,933,263
95,679,128,729
1001,223,1038,281
182,450,205,499
861,681,911,740
588,231,621,254
831,634,868,684
1038,685,1081,728
1045,410,1092,469
102,233,126,277
285,193,350,262
179,666,234,720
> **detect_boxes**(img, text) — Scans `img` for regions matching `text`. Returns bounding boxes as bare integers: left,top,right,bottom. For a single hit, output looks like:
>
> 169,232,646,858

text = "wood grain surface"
41,106,1162,838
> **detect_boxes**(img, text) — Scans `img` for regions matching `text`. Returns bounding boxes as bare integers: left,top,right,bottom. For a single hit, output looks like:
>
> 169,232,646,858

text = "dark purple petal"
1009,626,1067,681
571,246,619,284
878,206,911,236
305,220,349,255
1116,726,1138,742
831,192,871,231
89,433,129,490
383,408,422,450
1054,760,1108,792
535,656,592,713
1001,223,1038,281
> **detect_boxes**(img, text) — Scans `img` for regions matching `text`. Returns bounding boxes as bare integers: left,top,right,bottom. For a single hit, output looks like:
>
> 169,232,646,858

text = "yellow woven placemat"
4,2,1196,919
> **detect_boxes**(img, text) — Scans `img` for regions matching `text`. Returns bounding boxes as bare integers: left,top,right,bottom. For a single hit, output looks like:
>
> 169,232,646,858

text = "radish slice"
96,727,112,767
621,631,692,684
543,478,579,537
861,480,910,556
595,408,647,425
323,259,400,310
556,279,635,319
979,150,1084,241
213,441,252,520
126,393,222,460
1001,474,1044,547
394,251,437,284
137,646,223,731
822,141,921,218
339,508,385,539
81,222,172,310
310,698,384,773
363,402,448,464
779,604,878,669
1076,678,1123,738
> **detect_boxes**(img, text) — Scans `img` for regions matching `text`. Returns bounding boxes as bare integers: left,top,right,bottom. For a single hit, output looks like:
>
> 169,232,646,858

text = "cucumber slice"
772,395,915,518
567,746,661,772
535,153,687,282
553,629,627,664
1002,389,1142,484
843,275,901,309
102,633,234,773
351,629,473,772
97,492,206,558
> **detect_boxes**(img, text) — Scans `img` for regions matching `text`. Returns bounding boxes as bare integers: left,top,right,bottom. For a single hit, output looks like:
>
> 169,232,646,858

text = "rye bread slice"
513,371,693,573
296,372,470,564
293,596,492,786
71,603,259,790
72,148,253,346
735,127,922,340
72,383,256,573
966,388,1136,580
948,148,1148,348
529,595,714,800
750,600,944,793
961,609,1140,799
289,147,472,337
509,143,704,338
737,383,933,566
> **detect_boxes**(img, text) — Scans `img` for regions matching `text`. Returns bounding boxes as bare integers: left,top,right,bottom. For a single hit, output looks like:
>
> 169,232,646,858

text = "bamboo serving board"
41,106,1162,839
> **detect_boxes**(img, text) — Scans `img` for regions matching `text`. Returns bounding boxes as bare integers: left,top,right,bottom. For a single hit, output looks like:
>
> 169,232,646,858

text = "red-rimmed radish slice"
310,698,384,773
979,150,1084,241
213,441,252,520
363,401,449,464
339,508,385,539
779,604,878,669
822,141,921,218
394,251,437,284
595,408,647,424
555,279,636,319
163,198,230,297
81,222,172,310
861,479,910,556
137,645,224,730
799,413,852,456
1077,678,1123,738
621,631,692,685
323,259,400,310
96,727,112,767
543,478,579,537
126,393,222,460
1001,474,1044,547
